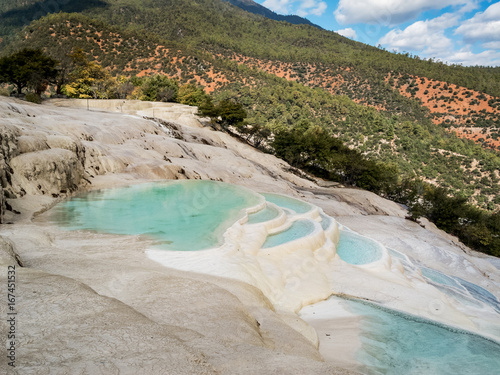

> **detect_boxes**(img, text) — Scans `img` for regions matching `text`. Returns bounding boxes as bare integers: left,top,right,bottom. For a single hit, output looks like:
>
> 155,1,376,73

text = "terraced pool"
262,193,313,214
48,180,500,375
262,219,316,248
48,180,263,251
247,204,280,224
336,230,383,265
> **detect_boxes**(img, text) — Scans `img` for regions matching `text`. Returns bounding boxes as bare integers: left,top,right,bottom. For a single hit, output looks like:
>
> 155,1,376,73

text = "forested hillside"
2,0,498,151
1,0,499,92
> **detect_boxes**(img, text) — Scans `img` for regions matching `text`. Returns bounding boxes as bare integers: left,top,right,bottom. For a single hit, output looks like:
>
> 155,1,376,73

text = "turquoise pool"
247,204,280,224
420,266,465,290
262,193,313,214
420,267,500,313
48,181,262,251
48,180,500,374
262,219,316,248
455,277,500,314
336,230,383,265
340,297,500,375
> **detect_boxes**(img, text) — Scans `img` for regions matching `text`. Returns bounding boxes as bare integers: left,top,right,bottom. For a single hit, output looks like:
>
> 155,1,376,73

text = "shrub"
25,92,42,104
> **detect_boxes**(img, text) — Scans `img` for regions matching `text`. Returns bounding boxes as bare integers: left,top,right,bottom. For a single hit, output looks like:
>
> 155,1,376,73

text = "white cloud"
309,1,327,16
455,3,500,45
438,48,500,66
296,0,327,17
262,0,292,14
263,0,327,17
378,11,500,66
483,41,500,50
378,13,459,55
456,0,480,14
336,28,358,39
334,0,473,25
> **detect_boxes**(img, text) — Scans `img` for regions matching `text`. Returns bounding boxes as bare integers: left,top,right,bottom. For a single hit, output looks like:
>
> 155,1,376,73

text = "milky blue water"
247,204,280,224
433,283,486,310
387,248,408,261
262,193,313,214
420,266,465,290
420,267,500,314
455,277,500,314
341,297,500,375
336,230,383,265
48,181,262,251
262,219,316,248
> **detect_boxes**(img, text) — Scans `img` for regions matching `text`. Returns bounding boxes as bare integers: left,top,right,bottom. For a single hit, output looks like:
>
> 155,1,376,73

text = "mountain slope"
0,0,107,40
218,54,500,150
1,0,499,94
8,13,498,212
4,0,496,149
3,0,498,147
82,0,500,96
1,0,499,99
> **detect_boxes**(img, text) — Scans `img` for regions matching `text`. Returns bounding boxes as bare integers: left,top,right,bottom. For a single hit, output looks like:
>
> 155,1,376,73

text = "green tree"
0,48,58,97
62,49,113,99
272,121,334,170
216,99,247,128
139,75,179,102
197,96,219,119
177,84,210,106
52,47,77,96
423,187,468,231
242,123,271,148
197,98,247,129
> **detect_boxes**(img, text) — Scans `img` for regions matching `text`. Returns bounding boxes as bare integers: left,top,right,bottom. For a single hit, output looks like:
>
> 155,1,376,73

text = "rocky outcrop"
0,124,20,223
0,102,89,223
0,154,6,224
0,235,22,266
9,149,82,196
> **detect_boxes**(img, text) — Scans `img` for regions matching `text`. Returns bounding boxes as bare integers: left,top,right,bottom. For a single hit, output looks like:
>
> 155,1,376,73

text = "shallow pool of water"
455,277,500,313
262,193,313,214
262,219,316,248
420,266,465,291
387,248,407,261
48,180,262,251
247,204,280,224
420,267,500,313
336,230,383,265
342,297,500,375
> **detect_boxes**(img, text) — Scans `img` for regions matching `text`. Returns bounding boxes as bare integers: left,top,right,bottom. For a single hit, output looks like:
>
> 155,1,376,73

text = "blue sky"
254,0,500,66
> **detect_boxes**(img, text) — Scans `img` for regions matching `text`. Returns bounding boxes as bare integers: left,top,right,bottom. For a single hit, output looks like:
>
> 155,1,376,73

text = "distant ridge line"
223,0,323,29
